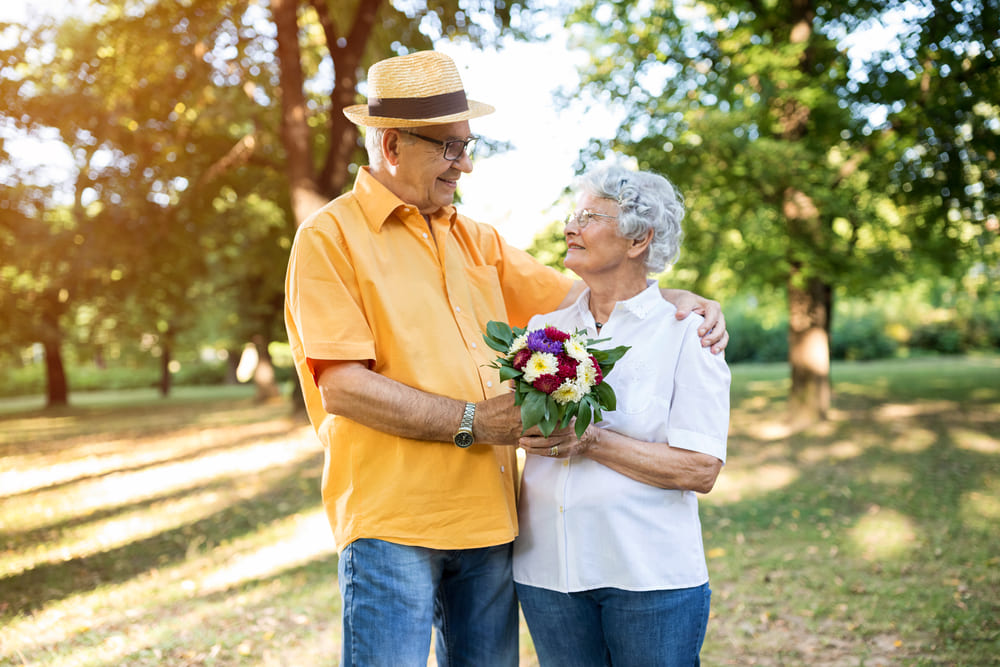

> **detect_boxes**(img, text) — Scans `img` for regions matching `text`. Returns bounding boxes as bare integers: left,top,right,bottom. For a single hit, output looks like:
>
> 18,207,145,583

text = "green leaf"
591,344,631,366
594,381,617,411
486,320,513,342
498,365,522,382
483,321,514,353
574,400,592,438
539,408,558,437
521,390,548,433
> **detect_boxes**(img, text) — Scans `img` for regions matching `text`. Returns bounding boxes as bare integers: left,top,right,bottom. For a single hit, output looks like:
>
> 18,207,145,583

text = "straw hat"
343,51,495,128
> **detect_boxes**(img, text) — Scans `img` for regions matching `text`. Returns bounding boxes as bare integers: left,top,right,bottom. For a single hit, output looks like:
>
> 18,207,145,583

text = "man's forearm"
316,360,463,442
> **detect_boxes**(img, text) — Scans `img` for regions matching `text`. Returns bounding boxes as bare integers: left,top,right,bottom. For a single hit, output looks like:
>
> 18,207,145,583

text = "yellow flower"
565,337,589,363
522,351,558,382
576,358,597,388
507,333,528,355
552,380,586,405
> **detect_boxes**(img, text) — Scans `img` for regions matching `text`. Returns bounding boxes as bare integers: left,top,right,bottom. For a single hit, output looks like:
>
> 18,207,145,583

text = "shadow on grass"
0,450,324,620
0,419,303,504
701,376,1000,663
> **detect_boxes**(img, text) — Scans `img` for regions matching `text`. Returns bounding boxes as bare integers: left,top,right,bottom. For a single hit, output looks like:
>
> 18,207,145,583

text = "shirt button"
501,465,505,473
559,506,564,513
471,342,477,349
422,232,429,238
455,306,461,313
486,381,493,388
563,460,569,467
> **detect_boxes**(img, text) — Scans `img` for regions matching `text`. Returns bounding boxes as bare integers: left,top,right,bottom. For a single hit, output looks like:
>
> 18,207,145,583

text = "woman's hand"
519,424,599,459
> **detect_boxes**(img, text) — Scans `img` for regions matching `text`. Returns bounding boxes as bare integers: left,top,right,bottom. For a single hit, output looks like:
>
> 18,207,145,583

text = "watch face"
454,431,474,448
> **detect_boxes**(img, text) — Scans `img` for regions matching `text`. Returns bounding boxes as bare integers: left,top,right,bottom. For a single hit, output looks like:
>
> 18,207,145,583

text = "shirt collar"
572,280,667,324
353,166,458,232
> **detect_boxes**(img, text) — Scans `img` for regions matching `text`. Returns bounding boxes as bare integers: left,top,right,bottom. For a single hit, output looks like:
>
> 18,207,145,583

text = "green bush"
724,306,788,364
173,361,229,386
831,313,899,361
0,364,46,398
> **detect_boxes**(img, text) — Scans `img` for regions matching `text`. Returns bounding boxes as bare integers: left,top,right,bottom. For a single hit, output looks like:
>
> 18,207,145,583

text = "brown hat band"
368,90,469,120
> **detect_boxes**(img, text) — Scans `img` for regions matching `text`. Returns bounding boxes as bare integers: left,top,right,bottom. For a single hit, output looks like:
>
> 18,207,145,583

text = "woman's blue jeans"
516,581,711,667
337,538,518,667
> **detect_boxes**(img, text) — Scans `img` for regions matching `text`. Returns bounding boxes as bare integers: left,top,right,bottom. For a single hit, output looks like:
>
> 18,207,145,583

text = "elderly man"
284,50,727,666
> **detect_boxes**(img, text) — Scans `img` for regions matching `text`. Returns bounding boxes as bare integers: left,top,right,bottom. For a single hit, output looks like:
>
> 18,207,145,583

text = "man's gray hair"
364,126,417,167
575,164,685,273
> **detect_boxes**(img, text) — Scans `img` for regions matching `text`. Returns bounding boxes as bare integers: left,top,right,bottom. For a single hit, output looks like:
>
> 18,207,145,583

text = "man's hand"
663,289,728,354
473,392,528,446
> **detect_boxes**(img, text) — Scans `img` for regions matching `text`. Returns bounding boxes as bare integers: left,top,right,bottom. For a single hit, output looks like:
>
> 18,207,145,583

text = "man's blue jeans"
516,581,711,667
337,538,518,667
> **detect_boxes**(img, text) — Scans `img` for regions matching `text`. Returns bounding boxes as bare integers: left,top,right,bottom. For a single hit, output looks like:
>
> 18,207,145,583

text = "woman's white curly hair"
575,164,685,273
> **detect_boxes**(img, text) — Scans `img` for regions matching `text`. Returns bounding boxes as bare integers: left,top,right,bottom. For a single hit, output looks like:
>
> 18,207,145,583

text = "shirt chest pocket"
457,264,505,322
609,350,670,416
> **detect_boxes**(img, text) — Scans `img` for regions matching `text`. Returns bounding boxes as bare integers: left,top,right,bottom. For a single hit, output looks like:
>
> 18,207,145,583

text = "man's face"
391,121,475,215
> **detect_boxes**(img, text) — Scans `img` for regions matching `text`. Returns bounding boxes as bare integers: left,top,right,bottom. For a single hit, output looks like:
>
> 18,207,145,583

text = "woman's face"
563,192,632,280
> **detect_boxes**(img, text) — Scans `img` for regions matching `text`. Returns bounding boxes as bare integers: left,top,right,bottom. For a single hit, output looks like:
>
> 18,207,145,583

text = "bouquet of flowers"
483,320,630,438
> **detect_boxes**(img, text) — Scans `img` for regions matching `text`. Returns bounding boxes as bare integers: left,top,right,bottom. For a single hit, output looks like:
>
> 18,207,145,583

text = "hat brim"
343,99,495,128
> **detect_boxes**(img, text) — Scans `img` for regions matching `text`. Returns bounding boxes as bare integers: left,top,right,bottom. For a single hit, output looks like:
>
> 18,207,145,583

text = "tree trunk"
311,0,383,197
42,336,68,408
272,0,330,225
252,335,280,401
159,340,172,397
225,346,242,384
41,291,68,408
787,268,832,425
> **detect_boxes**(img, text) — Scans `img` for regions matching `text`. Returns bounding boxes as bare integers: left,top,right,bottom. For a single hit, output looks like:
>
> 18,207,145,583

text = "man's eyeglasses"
565,209,619,230
402,130,477,161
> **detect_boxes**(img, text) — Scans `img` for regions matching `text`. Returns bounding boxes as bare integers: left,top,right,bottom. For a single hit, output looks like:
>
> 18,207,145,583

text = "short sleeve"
666,319,731,463
285,222,376,382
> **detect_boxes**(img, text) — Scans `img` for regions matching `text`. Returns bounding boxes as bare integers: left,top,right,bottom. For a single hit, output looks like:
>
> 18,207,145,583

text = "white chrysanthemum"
576,358,598,388
522,352,558,382
551,379,586,405
565,337,589,363
507,333,528,355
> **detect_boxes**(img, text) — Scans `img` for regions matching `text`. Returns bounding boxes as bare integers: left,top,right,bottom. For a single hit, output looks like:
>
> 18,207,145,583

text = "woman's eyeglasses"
402,130,477,161
565,209,619,230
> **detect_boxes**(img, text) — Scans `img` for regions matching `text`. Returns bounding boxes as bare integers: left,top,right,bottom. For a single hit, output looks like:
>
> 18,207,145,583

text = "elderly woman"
512,165,730,666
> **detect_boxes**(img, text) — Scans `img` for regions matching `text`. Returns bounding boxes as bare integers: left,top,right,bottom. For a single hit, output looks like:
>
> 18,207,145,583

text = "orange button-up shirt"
285,167,573,551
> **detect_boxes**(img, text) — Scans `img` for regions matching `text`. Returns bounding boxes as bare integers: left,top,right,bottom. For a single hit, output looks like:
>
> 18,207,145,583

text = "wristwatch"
453,401,476,448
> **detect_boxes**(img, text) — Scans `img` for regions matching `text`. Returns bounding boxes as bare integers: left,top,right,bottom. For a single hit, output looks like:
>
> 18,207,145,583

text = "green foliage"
564,0,998,416
721,280,1000,364
0,360,240,398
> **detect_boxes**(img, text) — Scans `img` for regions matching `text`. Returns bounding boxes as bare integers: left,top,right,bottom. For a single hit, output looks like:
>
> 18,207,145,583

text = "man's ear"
382,129,402,166
627,228,654,259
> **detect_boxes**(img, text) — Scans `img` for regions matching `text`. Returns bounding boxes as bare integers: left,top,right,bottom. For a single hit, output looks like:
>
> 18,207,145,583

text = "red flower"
544,326,570,342
532,373,562,394
557,356,578,380
512,348,532,370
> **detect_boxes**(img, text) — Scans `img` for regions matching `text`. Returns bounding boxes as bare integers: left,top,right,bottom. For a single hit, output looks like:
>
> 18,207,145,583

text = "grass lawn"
1,356,998,666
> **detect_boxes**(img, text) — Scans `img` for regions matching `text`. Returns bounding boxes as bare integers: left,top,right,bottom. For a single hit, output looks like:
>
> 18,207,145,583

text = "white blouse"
512,283,730,593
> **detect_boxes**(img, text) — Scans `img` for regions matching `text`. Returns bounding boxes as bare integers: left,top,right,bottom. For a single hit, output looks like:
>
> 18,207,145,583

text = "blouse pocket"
608,351,658,415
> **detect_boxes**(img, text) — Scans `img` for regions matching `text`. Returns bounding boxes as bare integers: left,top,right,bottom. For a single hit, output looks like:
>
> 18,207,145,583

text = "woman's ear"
627,228,654,259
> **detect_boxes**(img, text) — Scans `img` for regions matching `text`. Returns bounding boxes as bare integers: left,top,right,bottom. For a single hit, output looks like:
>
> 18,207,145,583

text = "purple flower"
526,328,564,355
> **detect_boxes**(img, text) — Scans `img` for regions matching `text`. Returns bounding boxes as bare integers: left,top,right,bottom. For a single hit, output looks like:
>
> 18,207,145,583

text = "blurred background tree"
0,0,534,406
566,0,998,424
1,0,996,421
